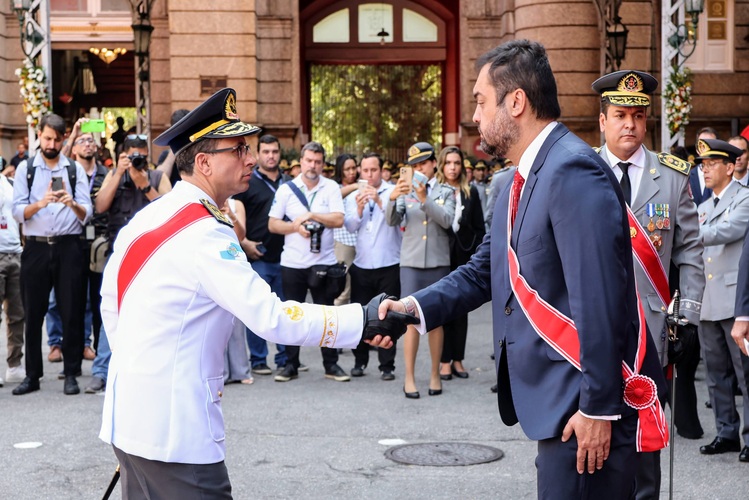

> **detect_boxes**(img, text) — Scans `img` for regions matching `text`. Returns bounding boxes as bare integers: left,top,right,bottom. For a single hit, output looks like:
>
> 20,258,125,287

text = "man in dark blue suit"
378,40,667,499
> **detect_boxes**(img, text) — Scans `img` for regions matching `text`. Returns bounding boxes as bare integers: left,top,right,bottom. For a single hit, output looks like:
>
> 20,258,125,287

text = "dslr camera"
303,221,325,253
128,153,148,171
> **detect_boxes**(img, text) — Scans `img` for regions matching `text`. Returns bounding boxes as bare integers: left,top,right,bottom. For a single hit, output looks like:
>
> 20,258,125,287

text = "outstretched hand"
361,293,418,347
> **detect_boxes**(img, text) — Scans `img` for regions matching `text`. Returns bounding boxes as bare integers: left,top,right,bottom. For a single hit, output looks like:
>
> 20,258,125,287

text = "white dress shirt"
99,181,363,464
605,144,647,204
344,182,402,269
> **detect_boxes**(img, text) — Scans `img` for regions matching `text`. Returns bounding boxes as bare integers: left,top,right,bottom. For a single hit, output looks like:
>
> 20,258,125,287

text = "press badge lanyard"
366,188,386,232
254,169,284,193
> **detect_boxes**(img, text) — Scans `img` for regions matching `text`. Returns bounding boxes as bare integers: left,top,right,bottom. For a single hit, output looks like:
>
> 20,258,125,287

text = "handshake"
360,293,419,345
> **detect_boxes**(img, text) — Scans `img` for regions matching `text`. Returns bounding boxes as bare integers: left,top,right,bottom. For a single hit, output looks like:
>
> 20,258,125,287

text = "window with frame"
685,0,734,71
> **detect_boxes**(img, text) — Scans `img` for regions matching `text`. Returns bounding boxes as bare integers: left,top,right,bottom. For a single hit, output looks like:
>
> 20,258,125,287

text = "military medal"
655,204,664,230
646,204,656,232
649,233,662,250
663,205,670,229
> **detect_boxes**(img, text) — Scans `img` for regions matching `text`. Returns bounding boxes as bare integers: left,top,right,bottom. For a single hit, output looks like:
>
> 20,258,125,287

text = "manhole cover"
384,442,504,466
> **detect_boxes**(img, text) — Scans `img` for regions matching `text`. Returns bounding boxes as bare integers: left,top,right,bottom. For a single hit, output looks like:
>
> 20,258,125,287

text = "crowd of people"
2,39,749,499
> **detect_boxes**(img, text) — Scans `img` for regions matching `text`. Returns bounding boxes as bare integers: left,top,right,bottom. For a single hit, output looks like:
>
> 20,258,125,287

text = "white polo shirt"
344,182,402,269
269,175,344,269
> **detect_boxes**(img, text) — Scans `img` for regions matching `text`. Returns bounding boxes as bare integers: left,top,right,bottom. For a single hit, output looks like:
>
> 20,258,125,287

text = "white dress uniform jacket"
99,181,364,464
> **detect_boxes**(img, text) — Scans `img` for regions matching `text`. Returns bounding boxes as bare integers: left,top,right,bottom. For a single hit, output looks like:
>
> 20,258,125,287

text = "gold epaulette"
593,146,602,154
657,153,691,175
200,199,234,227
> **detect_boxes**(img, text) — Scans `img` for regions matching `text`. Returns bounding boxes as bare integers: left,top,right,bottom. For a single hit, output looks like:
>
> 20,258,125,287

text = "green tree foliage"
310,64,442,162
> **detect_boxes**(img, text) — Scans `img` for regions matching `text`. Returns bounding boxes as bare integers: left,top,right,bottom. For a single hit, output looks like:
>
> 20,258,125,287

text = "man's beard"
479,106,518,160
79,153,95,161
41,148,60,160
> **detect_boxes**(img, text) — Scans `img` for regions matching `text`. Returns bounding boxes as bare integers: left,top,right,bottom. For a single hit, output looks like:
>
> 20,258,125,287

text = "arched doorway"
300,0,459,161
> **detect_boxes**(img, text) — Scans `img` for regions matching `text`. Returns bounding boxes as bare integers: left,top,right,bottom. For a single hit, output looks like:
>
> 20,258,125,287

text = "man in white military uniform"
98,88,411,498
694,138,749,462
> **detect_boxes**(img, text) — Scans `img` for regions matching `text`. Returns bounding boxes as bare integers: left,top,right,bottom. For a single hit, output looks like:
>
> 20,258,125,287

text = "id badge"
365,220,373,233
85,224,95,240
0,215,7,230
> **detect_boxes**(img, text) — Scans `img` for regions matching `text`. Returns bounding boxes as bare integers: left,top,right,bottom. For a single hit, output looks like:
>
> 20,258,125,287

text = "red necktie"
511,170,525,227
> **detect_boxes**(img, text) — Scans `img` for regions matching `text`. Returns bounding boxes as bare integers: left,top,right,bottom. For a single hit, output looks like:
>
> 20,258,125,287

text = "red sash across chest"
117,203,210,311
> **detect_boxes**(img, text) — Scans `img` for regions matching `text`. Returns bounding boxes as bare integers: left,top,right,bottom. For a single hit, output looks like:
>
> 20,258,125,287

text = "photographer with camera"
88,135,170,394
95,135,171,245
268,141,351,383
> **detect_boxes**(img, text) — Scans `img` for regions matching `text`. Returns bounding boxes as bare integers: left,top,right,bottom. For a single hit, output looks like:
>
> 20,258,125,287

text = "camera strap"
287,182,316,211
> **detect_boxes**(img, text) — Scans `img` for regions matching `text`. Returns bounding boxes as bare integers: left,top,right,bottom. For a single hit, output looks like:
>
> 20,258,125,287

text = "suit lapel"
631,153,660,213
511,123,568,247
709,182,739,222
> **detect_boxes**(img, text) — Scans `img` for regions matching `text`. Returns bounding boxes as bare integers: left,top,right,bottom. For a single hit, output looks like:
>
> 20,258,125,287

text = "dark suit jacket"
449,184,486,268
734,228,749,317
689,167,711,206
413,123,666,441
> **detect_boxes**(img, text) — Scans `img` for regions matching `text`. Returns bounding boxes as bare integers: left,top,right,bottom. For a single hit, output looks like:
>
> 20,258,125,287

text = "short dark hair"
170,109,190,126
258,134,280,152
123,136,148,152
697,127,718,139
39,114,66,136
175,138,218,176
361,152,383,169
475,39,560,121
729,135,748,150
301,141,325,160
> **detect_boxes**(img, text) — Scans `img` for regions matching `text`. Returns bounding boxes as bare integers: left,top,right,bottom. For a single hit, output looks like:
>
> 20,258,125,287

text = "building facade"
1,0,748,161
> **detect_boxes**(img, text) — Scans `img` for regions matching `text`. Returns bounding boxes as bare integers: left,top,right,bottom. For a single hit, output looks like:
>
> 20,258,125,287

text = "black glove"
668,323,699,365
361,293,419,344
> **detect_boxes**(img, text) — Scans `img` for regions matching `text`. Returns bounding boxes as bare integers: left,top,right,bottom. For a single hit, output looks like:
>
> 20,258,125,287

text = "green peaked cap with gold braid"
592,70,658,107
154,88,261,155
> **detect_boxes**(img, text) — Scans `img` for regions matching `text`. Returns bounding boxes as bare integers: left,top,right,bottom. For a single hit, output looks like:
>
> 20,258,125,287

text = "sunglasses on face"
127,134,148,141
75,137,95,145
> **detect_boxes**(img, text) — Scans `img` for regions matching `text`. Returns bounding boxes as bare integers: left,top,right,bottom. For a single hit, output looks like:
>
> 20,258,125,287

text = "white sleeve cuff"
579,410,621,421
408,295,428,335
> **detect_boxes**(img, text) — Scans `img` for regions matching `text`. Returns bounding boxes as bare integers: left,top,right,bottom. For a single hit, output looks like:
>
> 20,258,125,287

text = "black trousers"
281,266,338,370
442,314,468,363
536,413,639,500
86,267,104,351
113,445,232,500
349,264,400,371
21,237,85,380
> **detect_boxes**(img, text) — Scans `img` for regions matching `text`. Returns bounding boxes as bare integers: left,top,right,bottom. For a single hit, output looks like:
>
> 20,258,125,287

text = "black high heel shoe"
404,387,420,399
428,386,442,396
451,365,469,379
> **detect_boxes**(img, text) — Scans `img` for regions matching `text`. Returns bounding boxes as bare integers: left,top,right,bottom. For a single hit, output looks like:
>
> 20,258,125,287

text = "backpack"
26,155,77,198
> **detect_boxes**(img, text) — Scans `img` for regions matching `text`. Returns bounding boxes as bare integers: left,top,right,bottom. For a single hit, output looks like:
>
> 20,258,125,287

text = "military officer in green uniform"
593,70,705,500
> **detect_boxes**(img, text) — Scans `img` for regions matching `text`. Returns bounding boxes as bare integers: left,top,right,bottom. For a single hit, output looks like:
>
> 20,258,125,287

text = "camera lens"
129,154,147,170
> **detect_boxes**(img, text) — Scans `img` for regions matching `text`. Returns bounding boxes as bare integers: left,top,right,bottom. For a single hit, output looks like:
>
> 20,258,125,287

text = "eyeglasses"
699,160,726,171
127,134,148,141
206,143,252,160
74,137,95,145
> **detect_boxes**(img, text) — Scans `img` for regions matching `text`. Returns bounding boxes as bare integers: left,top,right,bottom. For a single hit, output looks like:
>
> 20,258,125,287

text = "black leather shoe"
64,376,80,395
428,387,442,396
380,370,395,381
440,373,453,381
351,366,365,377
403,387,420,399
740,446,749,462
700,437,741,455
12,377,40,396
452,366,469,379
